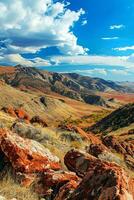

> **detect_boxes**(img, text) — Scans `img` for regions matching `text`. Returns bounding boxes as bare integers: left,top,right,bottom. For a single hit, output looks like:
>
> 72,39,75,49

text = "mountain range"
0,65,133,107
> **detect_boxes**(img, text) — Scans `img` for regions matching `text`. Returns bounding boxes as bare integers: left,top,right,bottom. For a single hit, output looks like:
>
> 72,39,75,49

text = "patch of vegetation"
90,110,111,123
0,173,38,200
12,122,56,144
60,110,110,128
89,103,134,134
60,131,83,142
98,152,124,166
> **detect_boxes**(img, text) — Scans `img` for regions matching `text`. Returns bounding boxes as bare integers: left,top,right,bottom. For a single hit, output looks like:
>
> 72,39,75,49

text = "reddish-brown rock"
35,171,79,197
30,115,47,127
0,128,80,198
59,124,104,143
65,149,100,178
0,128,61,173
15,108,30,123
86,143,108,157
1,106,30,123
54,180,78,200
1,106,17,118
65,149,134,200
15,172,37,187
125,155,134,170
103,135,134,157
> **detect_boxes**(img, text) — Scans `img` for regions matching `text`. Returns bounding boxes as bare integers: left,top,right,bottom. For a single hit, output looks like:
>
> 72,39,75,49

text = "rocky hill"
0,65,132,107
117,81,134,93
65,73,129,92
89,103,134,134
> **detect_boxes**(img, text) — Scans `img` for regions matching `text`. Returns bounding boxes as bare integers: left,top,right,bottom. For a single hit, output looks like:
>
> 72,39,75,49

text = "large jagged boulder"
65,149,134,200
65,149,98,178
0,128,61,173
0,128,79,199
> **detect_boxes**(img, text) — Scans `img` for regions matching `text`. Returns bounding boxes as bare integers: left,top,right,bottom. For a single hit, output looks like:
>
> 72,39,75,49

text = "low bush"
60,131,82,142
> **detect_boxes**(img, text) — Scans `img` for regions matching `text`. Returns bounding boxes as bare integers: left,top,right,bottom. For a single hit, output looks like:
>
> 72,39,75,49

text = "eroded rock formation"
0,128,61,173
65,149,134,200
0,128,133,200
0,128,79,199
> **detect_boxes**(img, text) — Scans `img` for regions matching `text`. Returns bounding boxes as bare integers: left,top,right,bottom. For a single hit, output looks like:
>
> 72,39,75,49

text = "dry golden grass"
0,66,15,75
33,127,89,167
0,174,38,200
108,123,134,137
0,112,15,128
99,91,134,104
0,82,106,127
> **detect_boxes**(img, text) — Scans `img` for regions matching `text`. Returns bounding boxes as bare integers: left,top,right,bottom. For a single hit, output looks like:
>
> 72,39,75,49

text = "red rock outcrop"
1,106,30,123
0,128,80,198
0,128,61,173
103,135,134,169
65,149,99,178
103,136,134,157
65,149,134,200
0,126,133,200
1,106,48,126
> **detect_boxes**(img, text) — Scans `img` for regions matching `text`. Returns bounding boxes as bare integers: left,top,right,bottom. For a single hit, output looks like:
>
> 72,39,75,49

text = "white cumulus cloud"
50,55,134,69
0,54,51,67
0,0,88,65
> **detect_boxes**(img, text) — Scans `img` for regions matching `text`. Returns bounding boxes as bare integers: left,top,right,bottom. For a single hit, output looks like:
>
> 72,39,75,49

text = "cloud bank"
50,55,134,69
0,0,88,66
0,0,134,77
113,45,134,51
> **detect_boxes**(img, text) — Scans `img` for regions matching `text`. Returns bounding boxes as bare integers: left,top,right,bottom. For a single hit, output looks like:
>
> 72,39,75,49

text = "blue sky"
0,0,134,81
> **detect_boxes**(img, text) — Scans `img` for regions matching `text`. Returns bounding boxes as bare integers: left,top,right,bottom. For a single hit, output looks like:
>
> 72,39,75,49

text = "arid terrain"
0,65,134,200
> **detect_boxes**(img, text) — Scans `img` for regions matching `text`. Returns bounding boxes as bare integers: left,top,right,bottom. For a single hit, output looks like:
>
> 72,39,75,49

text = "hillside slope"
89,103,134,134
0,80,105,126
64,73,130,92
0,65,132,107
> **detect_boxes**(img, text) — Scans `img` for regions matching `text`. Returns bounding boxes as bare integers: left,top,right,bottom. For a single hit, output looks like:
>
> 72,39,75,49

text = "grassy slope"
0,81,105,126
89,103,134,134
